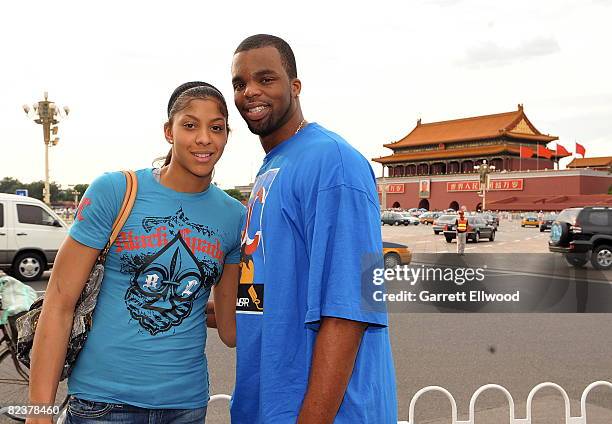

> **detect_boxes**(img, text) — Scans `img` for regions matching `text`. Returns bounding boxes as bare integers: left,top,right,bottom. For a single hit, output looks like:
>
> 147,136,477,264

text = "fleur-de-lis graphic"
125,232,206,335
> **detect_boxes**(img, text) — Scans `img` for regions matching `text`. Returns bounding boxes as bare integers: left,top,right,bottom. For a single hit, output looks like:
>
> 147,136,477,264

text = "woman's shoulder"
87,169,153,200
209,185,246,214
86,170,128,197
92,168,149,183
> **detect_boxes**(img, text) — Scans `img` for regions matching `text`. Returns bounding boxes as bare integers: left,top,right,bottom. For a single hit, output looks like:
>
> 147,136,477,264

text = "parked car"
381,211,414,226
433,214,457,235
548,206,612,270
0,193,69,281
481,213,500,229
539,214,556,232
419,212,441,225
383,241,412,268
400,213,420,225
521,215,540,227
443,216,496,243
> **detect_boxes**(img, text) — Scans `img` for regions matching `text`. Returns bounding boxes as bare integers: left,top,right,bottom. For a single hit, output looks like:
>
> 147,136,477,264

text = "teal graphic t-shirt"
68,168,244,408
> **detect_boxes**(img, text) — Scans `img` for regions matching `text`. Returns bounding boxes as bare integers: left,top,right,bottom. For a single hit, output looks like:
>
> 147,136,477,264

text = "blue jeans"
66,397,207,424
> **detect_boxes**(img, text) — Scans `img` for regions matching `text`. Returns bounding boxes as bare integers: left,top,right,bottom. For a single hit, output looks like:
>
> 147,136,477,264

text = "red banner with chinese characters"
377,183,405,193
447,179,523,192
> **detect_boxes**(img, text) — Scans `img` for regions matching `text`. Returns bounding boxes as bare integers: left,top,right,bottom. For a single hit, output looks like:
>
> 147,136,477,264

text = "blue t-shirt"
232,123,397,423
68,168,244,408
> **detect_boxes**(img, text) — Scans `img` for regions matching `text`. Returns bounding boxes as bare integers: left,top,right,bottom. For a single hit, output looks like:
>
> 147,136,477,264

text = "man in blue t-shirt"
229,34,397,423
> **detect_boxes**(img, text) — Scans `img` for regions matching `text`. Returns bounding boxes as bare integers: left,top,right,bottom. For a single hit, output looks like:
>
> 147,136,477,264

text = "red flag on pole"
537,145,553,159
575,142,586,157
555,144,570,156
520,146,534,158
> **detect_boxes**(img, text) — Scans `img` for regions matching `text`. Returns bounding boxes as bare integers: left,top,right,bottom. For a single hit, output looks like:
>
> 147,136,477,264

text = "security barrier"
208,380,612,424
401,380,612,424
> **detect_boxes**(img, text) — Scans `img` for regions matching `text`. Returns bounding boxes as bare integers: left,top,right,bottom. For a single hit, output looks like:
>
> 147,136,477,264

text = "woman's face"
164,98,228,180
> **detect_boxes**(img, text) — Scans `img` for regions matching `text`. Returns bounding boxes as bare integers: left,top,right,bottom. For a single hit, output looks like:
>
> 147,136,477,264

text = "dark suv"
481,213,500,230
443,216,496,243
548,207,612,270
539,213,556,232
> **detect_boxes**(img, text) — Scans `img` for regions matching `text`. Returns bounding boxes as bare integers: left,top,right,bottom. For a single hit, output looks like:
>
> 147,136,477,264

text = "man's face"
231,47,298,137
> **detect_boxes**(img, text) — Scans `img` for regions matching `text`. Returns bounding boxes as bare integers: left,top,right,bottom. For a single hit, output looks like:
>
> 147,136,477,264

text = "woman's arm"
26,236,100,424
212,263,239,347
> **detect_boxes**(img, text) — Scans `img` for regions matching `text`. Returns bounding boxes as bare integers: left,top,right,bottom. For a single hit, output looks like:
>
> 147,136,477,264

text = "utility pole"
23,92,69,205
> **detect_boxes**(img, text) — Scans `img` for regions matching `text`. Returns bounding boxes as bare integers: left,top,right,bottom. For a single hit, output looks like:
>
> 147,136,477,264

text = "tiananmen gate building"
373,105,612,211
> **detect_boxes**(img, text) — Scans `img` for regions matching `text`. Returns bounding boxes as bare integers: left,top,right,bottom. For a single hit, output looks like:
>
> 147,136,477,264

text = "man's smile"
245,103,270,121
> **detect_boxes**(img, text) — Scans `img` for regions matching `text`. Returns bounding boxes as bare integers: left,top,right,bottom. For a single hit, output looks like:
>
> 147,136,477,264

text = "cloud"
460,37,561,67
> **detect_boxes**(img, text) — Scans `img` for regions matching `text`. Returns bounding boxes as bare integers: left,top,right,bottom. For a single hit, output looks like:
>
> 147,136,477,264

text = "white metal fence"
401,380,612,424
208,380,612,424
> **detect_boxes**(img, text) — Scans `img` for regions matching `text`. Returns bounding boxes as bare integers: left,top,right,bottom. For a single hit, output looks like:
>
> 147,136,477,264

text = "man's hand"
206,300,216,328
297,317,367,424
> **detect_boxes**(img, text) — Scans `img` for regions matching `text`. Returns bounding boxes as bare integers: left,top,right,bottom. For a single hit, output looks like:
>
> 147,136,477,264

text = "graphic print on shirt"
116,207,223,335
76,197,91,221
238,169,279,314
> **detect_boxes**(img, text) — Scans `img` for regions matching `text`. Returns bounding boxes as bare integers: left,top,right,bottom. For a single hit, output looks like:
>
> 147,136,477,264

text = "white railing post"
407,385,461,424
468,383,516,423
580,381,612,423
524,382,573,423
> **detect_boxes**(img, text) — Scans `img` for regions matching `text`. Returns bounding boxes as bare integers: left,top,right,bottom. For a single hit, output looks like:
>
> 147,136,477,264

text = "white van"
0,193,69,281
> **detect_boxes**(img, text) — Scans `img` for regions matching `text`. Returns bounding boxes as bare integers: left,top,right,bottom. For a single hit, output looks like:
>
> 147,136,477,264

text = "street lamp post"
474,160,495,211
379,166,388,210
67,185,80,207
23,92,69,205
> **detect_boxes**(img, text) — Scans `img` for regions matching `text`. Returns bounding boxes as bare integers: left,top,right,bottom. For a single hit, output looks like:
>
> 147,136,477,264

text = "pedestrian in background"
456,210,469,255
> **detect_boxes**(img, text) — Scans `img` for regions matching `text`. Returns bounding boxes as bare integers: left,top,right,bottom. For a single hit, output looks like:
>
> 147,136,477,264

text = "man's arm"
297,317,367,424
205,300,216,328
211,263,240,347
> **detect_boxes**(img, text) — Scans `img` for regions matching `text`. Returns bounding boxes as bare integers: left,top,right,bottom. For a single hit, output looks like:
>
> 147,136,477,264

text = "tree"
73,184,89,196
0,177,89,203
16,181,63,202
0,177,23,194
224,189,245,202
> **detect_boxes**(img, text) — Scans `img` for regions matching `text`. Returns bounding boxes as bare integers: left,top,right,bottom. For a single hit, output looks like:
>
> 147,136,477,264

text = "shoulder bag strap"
98,170,138,262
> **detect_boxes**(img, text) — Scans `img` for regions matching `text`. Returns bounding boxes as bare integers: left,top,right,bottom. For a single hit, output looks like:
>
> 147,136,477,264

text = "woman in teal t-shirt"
27,82,243,424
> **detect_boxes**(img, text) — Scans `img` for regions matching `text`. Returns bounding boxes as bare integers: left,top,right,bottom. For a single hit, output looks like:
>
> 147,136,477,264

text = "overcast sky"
2,0,611,189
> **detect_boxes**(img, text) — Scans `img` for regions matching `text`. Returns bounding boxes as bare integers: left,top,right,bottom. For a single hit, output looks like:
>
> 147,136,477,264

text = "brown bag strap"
99,170,138,261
